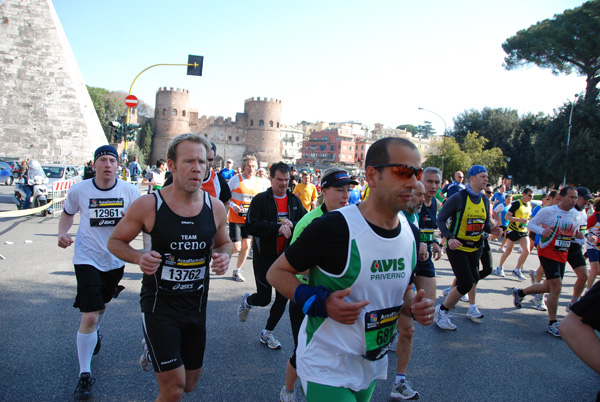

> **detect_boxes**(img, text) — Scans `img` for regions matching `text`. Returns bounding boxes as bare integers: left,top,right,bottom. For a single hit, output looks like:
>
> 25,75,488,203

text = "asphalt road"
0,182,597,401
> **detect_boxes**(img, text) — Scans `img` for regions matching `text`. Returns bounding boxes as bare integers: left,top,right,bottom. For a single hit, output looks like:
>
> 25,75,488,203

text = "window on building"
236,136,239,141
305,145,309,150
259,120,264,126
182,110,186,117
320,145,326,151
321,136,328,141
228,136,232,141
311,153,317,157
361,145,364,150
277,122,280,128
250,120,254,126
155,109,159,117
349,146,352,150
338,145,341,150
330,145,334,151
269,121,273,127
172,109,177,116
311,145,317,151
342,145,347,150
313,137,318,141
163,109,166,115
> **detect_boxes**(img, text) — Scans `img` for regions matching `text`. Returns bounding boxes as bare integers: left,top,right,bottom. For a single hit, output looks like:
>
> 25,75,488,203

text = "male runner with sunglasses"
434,165,502,331
267,137,434,402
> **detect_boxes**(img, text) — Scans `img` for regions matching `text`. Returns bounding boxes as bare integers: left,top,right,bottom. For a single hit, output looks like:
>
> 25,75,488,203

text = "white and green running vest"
297,205,417,391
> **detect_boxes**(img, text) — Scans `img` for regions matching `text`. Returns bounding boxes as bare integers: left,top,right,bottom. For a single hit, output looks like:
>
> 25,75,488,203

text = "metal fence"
50,180,77,218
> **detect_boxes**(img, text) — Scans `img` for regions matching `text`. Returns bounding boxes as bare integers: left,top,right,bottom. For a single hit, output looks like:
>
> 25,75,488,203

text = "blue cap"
467,165,487,179
94,145,118,162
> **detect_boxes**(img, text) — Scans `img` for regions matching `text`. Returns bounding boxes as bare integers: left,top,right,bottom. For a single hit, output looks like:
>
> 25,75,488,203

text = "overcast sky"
53,0,588,134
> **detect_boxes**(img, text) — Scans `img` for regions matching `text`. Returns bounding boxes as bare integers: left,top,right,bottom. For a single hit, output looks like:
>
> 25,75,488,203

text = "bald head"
407,181,425,214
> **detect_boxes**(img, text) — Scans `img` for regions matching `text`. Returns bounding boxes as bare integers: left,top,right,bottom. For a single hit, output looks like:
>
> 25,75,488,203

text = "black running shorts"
539,255,566,280
142,312,207,372
73,264,124,312
229,222,252,242
570,281,600,331
567,243,586,269
507,230,528,242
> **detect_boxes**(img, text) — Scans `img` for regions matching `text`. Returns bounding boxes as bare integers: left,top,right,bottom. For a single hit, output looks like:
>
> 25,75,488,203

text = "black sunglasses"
372,164,423,181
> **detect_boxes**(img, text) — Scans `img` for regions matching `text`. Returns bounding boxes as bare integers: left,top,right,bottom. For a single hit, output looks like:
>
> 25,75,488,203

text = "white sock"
77,331,97,375
469,304,477,309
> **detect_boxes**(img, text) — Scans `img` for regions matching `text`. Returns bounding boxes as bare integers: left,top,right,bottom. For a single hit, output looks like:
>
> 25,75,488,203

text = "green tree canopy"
424,132,506,184
417,121,436,138
396,124,418,135
502,0,600,102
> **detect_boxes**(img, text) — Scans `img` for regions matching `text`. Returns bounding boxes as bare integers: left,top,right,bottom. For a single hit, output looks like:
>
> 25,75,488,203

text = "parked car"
41,164,82,200
0,160,21,179
0,162,13,185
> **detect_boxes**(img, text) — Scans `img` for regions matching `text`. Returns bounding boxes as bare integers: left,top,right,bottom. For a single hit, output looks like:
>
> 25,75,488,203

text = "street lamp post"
563,94,579,188
418,107,447,180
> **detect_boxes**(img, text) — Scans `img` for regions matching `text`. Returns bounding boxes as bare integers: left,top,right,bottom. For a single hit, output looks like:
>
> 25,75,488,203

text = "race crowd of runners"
58,135,600,401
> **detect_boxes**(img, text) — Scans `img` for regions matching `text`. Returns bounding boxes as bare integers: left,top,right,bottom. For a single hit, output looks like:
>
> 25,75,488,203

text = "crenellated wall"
149,91,283,168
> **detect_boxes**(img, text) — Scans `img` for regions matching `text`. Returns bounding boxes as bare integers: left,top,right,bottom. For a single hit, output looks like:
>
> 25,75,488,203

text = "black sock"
518,289,525,298
549,320,557,326
440,304,449,312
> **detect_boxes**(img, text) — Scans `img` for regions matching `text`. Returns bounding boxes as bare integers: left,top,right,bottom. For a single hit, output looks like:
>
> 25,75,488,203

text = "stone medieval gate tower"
243,97,282,165
150,87,190,163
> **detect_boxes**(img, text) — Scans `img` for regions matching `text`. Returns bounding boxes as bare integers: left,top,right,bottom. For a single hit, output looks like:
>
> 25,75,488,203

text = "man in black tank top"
108,133,233,402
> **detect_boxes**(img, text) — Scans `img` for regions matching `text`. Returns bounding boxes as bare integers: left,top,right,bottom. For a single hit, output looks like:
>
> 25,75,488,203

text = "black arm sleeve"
436,192,463,239
284,212,350,275
217,173,231,204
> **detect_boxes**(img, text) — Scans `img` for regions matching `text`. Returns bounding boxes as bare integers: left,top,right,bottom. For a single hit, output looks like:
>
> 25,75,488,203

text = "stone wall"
0,0,107,164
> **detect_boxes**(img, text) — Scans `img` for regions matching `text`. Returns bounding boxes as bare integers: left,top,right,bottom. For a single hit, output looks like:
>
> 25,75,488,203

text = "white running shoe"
139,339,152,372
512,269,526,281
460,294,469,302
280,386,297,402
232,268,245,282
390,380,420,400
467,305,484,321
434,304,457,331
512,288,525,309
260,330,282,350
533,293,547,311
442,287,451,297
529,270,537,284
237,293,251,322
547,321,560,337
495,266,506,277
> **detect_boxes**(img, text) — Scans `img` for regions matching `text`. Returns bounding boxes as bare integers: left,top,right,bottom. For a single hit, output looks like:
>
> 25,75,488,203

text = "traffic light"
187,55,204,76
126,123,141,142
109,121,123,142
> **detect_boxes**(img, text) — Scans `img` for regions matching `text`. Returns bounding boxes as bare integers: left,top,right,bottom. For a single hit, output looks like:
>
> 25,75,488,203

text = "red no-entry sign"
125,95,138,108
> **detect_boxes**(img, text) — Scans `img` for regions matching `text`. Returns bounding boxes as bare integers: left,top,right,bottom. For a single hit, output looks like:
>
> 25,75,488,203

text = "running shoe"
280,386,297,402
547,321,561,337
512,269,526,281
391,380,420,400
460,294,469,302
496,247,505,253
237,293,251,322
495,266,506,277
139,338,152,372
247,248,254,259
467,305,484,320
73,372,95,400
529,270,537,284
442,287,451,297
434,304,457,331
232,268,245,282
93,333,102,355
533,294,547,311
566,302,573,313
512,288,524,309
260,330,282,349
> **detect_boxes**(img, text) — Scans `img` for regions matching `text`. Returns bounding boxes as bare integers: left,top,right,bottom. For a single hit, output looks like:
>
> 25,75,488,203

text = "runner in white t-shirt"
58,145,140,400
